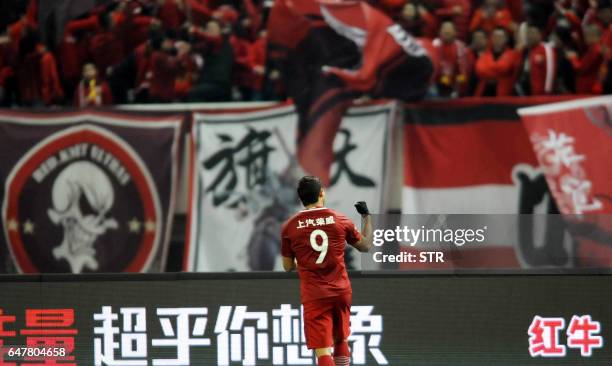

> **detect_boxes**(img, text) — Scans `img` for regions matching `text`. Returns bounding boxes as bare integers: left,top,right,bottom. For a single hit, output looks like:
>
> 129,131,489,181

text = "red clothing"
8,18,38,55
281,207,361,303
0,44,12,87
323,2,429,93
175,55,198,99
124,15,157,53
469,7,514,33
40,50,64,104
250,36,267,91
242,0,263,39
89,31,125,74
189,0,213,26
569,43,604,94
398,9,438,38
18,45,64,105
433,38,471,95
231,36,254,89
603,26,612,62
506,0,522,21
159,0,186,30
303,294,351,349
149,50,186,101
518,43,556,95
435,0,471,41
60,16,99,85
475,48,517,96
74,78,113,107
25,0,38,25
134,43,153,91
377,0,407,15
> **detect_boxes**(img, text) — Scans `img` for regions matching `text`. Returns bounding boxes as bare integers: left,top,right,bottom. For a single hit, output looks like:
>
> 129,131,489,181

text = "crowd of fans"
0,0,610,107
393,0,612,97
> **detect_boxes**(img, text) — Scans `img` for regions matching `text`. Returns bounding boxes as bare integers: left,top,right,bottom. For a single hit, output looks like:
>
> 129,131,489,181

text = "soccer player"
280,176,373,366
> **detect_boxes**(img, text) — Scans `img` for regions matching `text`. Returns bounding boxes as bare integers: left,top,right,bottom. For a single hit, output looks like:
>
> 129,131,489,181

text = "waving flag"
401,97,583,269
519,96,612,267
267,0,431,185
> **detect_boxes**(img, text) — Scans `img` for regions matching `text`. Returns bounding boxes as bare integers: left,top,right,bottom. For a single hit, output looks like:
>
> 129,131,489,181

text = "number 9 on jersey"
310,229,329,264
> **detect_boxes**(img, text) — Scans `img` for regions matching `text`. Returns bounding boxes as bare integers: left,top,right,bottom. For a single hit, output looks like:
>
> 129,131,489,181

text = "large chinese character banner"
400,96,605,269
186,103,396,271
0,274,611,365
519,96,612,267
0,110,183,273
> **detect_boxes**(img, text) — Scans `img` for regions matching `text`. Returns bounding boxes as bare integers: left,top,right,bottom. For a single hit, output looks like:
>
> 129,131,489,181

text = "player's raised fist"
354,201,370,216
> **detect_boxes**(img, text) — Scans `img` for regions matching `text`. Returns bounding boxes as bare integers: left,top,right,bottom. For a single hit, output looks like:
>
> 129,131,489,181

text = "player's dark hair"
297,176,322,207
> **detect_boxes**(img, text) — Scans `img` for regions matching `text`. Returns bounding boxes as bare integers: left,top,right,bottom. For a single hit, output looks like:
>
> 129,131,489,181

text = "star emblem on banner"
22,219,35,235
128,218,141,233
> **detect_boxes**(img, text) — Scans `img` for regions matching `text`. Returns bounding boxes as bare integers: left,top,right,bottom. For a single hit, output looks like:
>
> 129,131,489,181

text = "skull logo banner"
0,112,183,273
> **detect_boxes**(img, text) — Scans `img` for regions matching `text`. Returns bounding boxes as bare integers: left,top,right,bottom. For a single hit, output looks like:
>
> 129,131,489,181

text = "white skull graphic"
47,161,118,273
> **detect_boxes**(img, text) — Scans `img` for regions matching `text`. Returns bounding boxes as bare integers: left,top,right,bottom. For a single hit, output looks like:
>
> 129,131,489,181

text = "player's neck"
304,203,325,210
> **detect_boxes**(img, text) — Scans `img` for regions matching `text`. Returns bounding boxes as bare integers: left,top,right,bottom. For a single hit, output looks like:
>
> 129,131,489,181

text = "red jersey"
281,207,361,303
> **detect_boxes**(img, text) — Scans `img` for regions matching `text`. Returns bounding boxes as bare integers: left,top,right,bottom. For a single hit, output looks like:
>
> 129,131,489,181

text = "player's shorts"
302,293,352,349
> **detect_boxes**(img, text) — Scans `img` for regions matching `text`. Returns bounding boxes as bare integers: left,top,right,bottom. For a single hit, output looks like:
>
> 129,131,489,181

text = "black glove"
354,201,370,216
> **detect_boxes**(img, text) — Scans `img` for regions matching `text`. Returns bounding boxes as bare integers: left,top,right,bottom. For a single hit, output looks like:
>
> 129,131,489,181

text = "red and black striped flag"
267,0,432,185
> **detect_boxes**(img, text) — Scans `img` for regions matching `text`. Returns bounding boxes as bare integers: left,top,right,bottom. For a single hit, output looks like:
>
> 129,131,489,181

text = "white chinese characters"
93,304,387,365
297,216,335,229
531,129,602,214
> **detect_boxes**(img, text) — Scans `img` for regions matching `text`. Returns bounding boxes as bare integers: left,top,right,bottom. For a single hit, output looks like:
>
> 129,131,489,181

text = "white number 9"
310,229,329,264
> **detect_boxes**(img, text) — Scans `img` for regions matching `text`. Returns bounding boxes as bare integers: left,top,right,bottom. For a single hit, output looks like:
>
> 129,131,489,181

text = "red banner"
519,97,612,215
519,96,612,267
401,96,580,269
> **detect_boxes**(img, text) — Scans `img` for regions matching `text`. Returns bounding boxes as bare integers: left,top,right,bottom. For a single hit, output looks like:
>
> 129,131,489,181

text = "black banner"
0,110,183,273
0,273,611,365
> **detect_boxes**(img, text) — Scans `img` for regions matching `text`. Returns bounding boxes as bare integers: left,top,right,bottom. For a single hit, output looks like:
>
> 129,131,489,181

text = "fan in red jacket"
88,11,127,76
158,0,186,30
250,30,268,98
516,24,557,95
470,0,516,34
586,0,612,91
39,46,65,105
434,0,471,41
475,27,517,96
74,63,113,107
148,36,191,102
59,15,100,98
398,2,438,38
190,0,214,26
567,24,605,94
432,21,471,97
16,32,64,107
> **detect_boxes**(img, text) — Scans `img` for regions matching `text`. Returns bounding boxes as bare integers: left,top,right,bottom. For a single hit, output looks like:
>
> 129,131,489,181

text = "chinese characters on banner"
0,305,388,365
519,96,612,267
528,315,603,358
187,103,394,272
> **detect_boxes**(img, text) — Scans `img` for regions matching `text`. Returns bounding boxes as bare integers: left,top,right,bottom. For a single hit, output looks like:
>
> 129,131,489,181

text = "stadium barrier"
0,272,611,365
